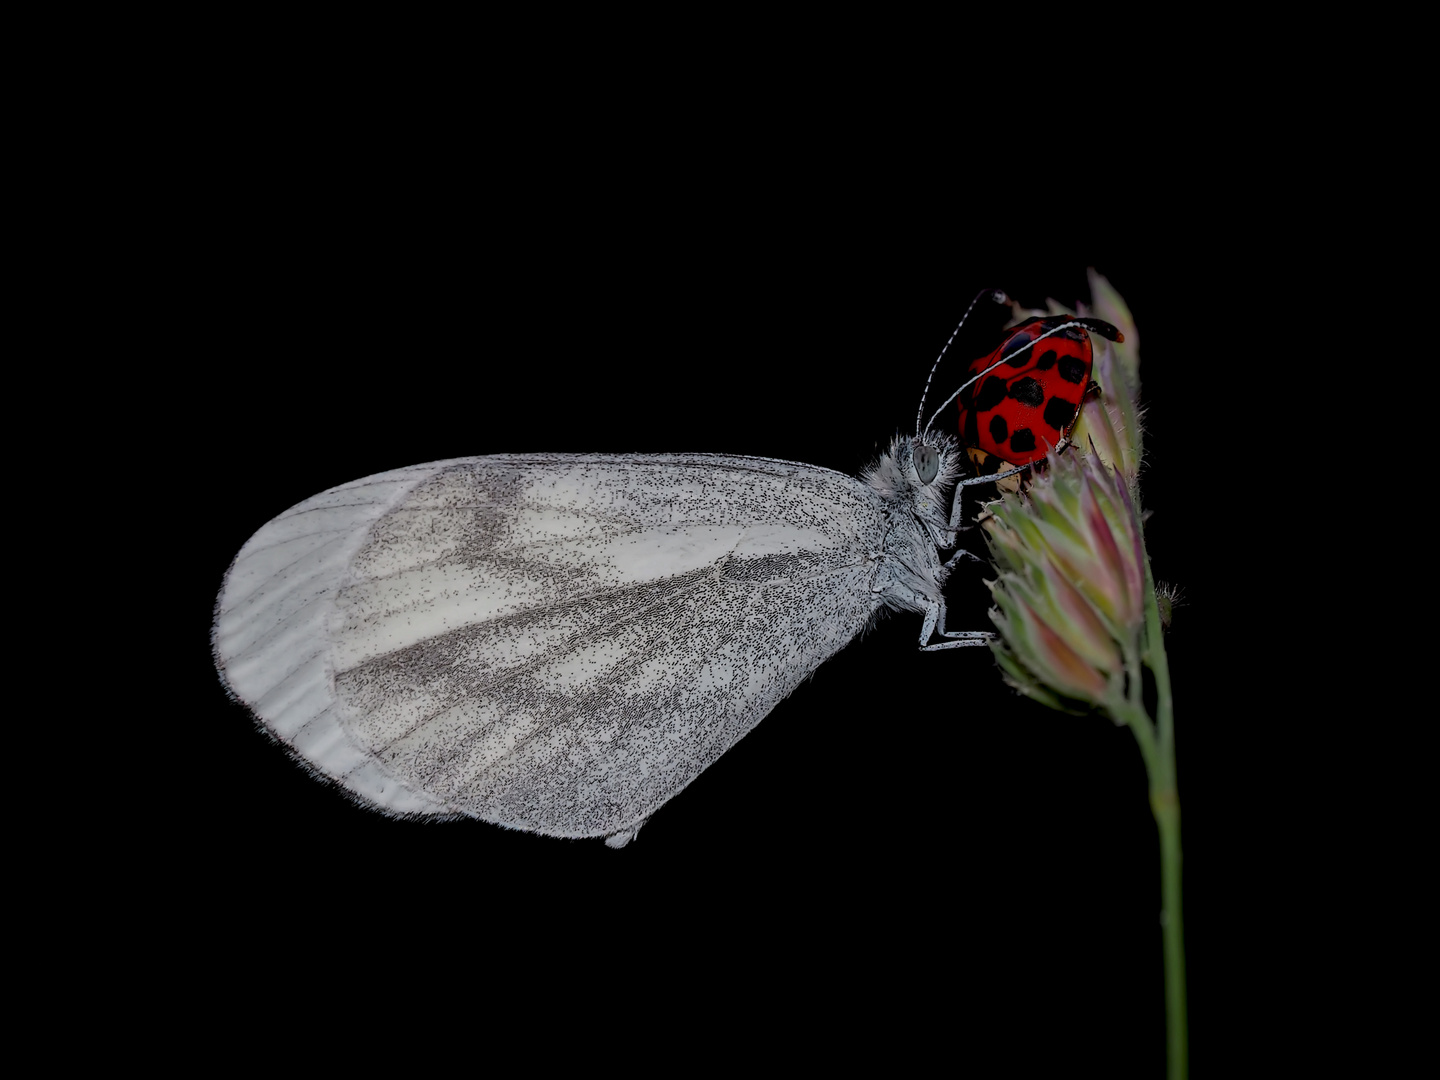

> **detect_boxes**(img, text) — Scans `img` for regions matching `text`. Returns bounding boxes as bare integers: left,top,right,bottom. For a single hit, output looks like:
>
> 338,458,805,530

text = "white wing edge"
212,459,473,817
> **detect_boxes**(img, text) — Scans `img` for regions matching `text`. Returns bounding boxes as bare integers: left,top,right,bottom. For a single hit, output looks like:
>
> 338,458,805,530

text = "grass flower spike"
981,270,1187,1079
985,451,1144,711
1071,342,1144,483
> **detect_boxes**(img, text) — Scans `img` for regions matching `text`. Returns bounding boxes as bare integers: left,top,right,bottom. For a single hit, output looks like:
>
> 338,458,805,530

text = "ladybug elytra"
956,314,1124,472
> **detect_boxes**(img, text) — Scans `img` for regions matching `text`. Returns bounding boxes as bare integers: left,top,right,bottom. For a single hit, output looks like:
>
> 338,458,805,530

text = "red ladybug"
957,314,1123,470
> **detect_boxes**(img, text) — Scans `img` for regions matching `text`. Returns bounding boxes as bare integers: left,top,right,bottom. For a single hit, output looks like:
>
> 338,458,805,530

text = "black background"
166,129,1250,1073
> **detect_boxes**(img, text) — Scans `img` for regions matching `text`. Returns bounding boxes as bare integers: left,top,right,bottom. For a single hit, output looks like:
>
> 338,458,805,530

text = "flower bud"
1070,345,1144,482
984,450,1148,709
1071,270,1143,483
1085,268,1140,391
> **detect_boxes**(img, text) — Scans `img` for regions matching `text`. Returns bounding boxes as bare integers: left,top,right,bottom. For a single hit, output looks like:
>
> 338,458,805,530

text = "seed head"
985,450,1148,710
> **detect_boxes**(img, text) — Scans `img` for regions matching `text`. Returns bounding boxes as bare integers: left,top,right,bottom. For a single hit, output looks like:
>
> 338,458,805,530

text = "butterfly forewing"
215,453,894,839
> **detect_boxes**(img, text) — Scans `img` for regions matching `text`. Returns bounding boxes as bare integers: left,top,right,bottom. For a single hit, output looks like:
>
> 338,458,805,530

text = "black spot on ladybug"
1059,355,1087,384
1002,335,1034,367
1043,396,1077,432
1036,350,1058,371
1010,429,1037,454
964,407,980,450
976,452,1002,475
975,375,1009,412
989,414,1008,444
1008,377,1044,408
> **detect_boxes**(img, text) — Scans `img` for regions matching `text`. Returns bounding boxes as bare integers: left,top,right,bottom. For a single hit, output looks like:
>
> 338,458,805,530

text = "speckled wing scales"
214,454,889,842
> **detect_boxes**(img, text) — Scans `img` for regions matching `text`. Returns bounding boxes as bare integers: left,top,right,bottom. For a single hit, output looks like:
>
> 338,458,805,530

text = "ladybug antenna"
915,289,1008,437
922,316,1125,438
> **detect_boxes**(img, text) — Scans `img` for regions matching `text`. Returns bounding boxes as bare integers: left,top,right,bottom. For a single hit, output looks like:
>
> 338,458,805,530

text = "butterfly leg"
955,465,1028,496
918,596,994,651
937,466,1028,545
931,489,970,548
943,547,986,572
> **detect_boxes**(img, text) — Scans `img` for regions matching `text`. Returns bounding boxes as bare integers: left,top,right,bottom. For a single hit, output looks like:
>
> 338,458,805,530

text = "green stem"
1105,538,1186,1079
1153,780,1186,1080
1141,533,1186,1080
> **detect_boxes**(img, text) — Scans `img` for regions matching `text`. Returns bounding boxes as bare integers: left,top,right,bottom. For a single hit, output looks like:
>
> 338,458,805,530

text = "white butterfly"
212,292,1070,847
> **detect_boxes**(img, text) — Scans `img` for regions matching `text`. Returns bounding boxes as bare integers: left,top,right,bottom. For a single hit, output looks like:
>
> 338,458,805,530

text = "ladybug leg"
918,596,993,651
1047,382,1101,456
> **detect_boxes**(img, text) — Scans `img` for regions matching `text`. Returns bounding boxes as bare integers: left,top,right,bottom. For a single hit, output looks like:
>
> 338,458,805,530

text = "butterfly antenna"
923,316,1124,437
915,289,1008,436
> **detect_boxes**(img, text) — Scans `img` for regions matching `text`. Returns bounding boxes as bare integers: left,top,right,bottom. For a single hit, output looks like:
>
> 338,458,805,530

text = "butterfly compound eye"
914,442,940,485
